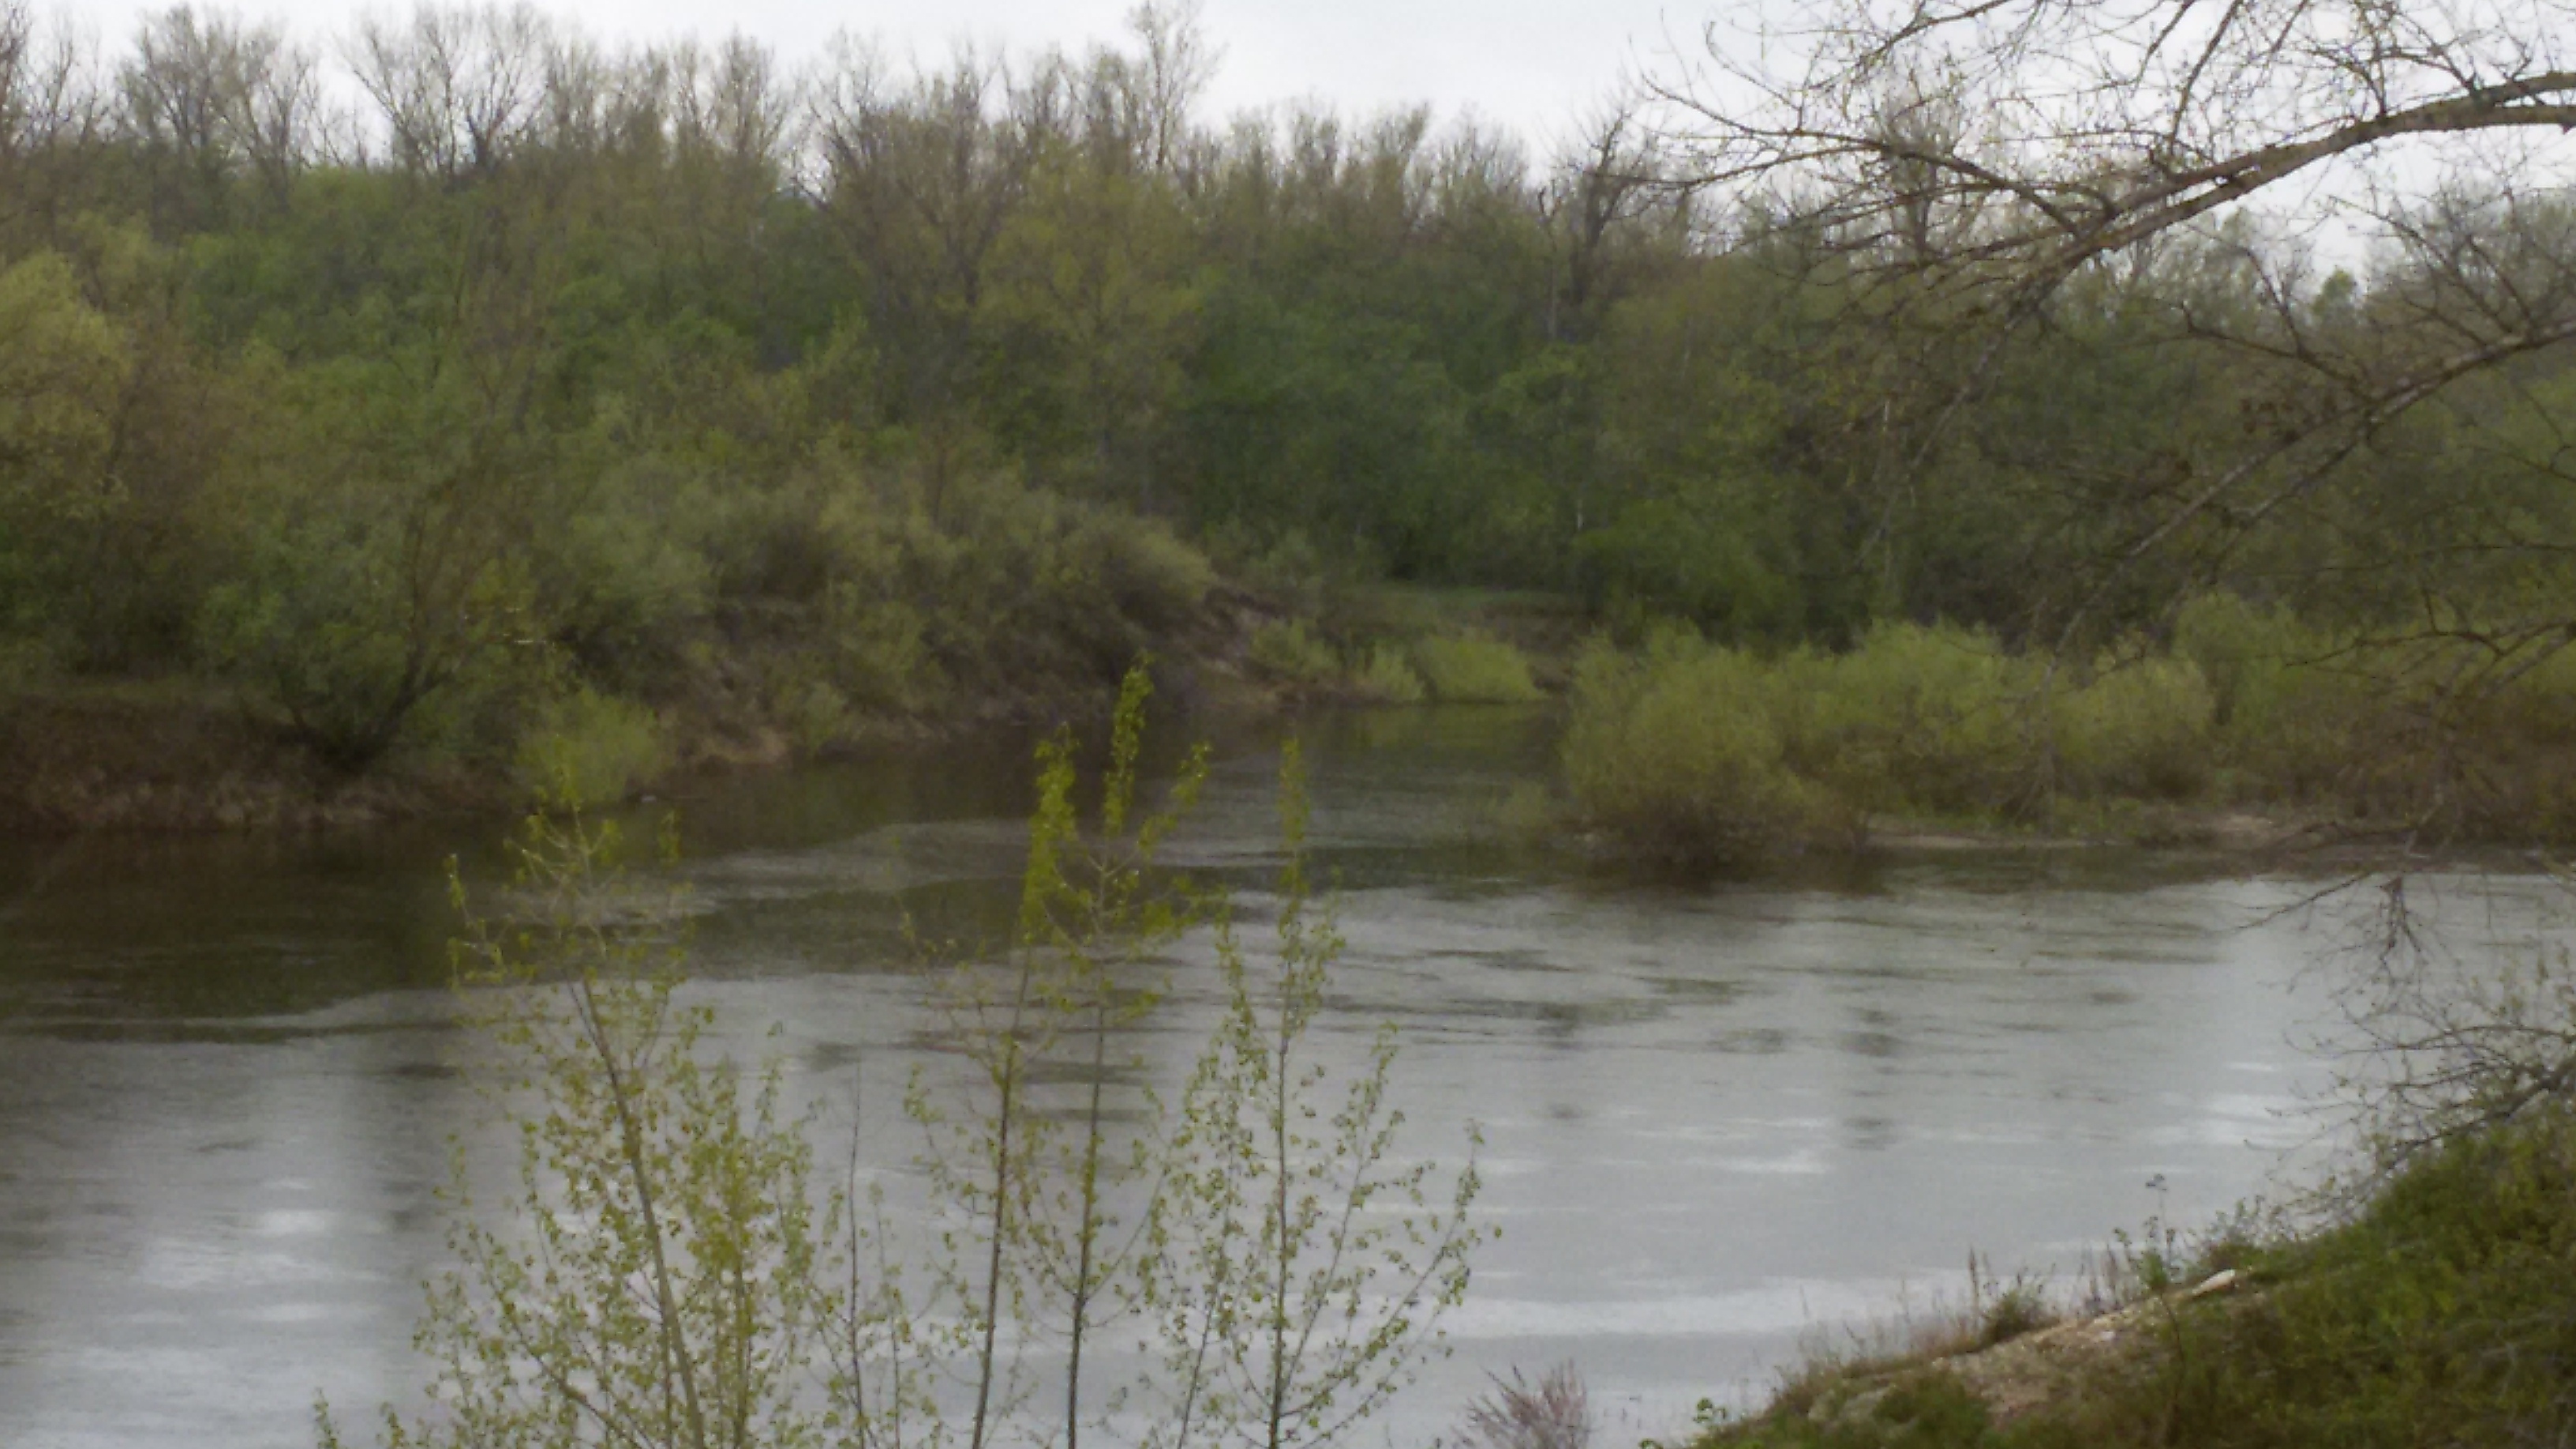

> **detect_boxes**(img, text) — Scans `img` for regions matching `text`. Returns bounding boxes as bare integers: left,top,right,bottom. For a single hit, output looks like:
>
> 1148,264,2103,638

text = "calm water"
0,706,2541,1447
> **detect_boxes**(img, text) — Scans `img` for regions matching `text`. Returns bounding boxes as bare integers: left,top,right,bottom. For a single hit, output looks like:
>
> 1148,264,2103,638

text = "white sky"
69,0,1714,154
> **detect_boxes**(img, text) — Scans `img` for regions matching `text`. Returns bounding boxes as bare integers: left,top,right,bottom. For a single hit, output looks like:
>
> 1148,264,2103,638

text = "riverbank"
1687,1103,2576,1448
0,583,1582,836
0,661,1249,835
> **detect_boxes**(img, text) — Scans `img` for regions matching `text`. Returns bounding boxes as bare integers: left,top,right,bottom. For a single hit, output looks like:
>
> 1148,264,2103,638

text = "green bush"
1778,623,2040,820
1561,637,1814,865
1412,635,1544,703
1248,619,1341,686
1350,643,1428,704
1564,623,2240,862
1088,513,1216,631
2174,593,2367,802
2049,655,2215,800
1574,495,1796,642
512,687,670,806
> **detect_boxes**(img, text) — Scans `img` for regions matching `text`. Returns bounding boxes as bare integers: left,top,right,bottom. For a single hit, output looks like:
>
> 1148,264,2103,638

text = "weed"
1455,1364,1592,1449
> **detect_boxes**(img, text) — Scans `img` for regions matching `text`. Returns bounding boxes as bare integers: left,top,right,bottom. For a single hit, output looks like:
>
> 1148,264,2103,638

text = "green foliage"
1709,1376,2000,1449
1774,624,2039,822
2172,593,2366,801
1560,636,1814,866
0,250,131,522
1574,496,1796,643
1249,620,1342,687
318,807,838,1449
1147,740,1487,1449
1562,608,2576,861
1410,636,1543,703
2045,655,2215,802
336,665,1482,1449
1699,1113,2576,1447
13,1,2574,841
512,687,670,807
1348,645,1428,705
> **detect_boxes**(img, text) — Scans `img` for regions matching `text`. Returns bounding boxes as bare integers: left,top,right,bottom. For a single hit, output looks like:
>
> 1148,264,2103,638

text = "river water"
0,706,2540,1447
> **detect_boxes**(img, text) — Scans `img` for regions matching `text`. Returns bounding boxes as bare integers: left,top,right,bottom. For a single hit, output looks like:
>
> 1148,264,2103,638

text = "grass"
1688,1106,2576,1449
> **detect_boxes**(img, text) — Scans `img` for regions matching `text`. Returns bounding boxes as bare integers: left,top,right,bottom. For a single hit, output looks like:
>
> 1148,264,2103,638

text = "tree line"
2,0,2572,803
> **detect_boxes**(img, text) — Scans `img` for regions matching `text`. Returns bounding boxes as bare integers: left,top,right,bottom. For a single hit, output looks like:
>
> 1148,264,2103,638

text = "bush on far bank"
1560,601,2576,863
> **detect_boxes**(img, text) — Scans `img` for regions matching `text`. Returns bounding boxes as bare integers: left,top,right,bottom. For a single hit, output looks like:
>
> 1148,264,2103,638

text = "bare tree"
350,3,551,183
1539,101,1678,344
0,1,110,241
1659,1,2576,305
811,39,1058,474
1649,0,2576,784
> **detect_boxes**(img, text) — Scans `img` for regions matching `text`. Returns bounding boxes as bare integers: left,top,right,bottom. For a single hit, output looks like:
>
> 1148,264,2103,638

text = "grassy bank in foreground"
1692,1103,2576,1448
1559,597,2576,867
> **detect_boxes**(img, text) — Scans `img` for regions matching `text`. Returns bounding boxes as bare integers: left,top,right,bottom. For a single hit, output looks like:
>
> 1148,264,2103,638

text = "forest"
2,0,2574,848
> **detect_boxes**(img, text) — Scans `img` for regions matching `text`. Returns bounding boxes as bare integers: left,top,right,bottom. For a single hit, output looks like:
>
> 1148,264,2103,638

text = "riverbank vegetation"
1678,874,2576,1448
1559,599,2576,865
9,0,2574,836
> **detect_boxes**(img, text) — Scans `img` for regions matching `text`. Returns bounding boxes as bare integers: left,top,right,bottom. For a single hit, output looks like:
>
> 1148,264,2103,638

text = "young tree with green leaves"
1145,741,1486,1449
318,802,840,1449
331,664,1485,1449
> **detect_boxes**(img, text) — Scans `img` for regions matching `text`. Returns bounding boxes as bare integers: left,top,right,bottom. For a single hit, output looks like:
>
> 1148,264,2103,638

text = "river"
0,705,2540,1447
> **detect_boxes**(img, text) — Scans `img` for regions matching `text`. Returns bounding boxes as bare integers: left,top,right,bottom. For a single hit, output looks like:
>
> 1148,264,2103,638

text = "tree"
1145,741,1485,1449
319,803,839,1449
1651,0,2576,650
328,668,1487,1449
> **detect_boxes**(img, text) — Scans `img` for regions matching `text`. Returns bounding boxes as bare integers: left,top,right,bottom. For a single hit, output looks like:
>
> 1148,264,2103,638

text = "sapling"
335,668,1488,1449
911,663,1208,1449
318,802,841,1449
1145,742,1488,1449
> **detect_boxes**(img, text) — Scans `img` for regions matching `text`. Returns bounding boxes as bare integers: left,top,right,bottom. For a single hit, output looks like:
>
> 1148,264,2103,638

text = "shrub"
2174,593,2368,802
1413,635,1544,703
1458,1364,1593,1449
1561,638,1813,865
1088,512,1216,631
511,687,669,807
771,673,854,754
1248,619,1340,687
2050,655,2216,800
1350,642,1428,704
1778,623,2040,820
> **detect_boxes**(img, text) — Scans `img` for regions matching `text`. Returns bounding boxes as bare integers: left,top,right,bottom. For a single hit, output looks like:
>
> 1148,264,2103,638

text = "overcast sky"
73,0,1713,154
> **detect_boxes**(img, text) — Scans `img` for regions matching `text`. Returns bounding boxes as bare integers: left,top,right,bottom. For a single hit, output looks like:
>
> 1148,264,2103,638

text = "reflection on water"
0,706,2552,1448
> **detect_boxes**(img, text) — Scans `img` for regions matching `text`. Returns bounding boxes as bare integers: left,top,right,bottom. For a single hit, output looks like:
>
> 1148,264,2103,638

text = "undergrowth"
1563,602,2576,865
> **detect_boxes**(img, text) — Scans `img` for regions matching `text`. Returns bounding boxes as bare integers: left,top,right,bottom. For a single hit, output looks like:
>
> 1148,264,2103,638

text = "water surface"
0,707,2529,1447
